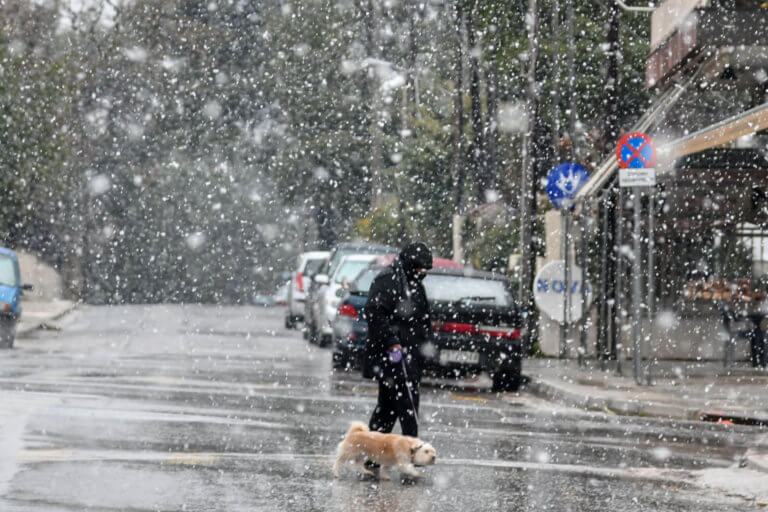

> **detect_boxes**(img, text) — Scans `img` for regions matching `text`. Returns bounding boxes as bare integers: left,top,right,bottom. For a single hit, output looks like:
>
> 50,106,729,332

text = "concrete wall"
16,251,64,301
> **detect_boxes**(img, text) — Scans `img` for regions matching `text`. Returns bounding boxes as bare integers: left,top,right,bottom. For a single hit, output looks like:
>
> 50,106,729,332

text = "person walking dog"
364,242,433,437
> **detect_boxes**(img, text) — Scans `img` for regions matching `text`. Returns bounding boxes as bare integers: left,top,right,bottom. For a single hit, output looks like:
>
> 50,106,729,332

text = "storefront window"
736,222,768,277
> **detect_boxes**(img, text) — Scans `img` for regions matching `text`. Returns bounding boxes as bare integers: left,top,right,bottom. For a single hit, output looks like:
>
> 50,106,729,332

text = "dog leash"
389,348,419,427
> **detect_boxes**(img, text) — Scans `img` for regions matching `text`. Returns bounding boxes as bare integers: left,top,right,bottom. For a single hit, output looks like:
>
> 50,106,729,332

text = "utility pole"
520,0,540,354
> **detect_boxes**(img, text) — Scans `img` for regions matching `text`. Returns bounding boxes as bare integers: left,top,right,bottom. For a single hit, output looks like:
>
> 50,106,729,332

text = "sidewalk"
17,300,77,336
518,358,768,474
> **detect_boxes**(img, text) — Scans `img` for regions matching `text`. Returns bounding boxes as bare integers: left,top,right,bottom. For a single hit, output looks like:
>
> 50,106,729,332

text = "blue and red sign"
616,132,656,168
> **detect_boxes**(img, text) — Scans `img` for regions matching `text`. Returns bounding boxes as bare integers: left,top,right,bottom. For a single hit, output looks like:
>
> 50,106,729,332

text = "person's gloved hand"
388,344,403,362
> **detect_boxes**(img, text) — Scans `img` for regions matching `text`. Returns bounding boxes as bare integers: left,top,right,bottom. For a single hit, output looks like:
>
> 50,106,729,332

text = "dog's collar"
410,443,424,464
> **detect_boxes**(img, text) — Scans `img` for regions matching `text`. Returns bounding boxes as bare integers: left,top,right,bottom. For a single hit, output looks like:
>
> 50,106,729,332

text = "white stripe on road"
13,448,692,484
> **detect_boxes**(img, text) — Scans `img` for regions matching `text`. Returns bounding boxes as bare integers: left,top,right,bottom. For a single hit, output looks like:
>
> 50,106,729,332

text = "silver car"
285,251,329,329
309,253,378,346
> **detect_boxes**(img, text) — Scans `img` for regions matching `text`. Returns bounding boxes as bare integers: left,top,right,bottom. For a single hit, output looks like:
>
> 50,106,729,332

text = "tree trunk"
602,0,620,154
452,0,466,214
485,65,499,195
520,0,540,354
359,0,383,207
551,0,561,154
466,6,487,203
566,0,577,159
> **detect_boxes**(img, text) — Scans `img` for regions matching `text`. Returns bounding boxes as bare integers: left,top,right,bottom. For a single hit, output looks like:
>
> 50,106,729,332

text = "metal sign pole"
632,187,643,385
579,202,588,367
564,208,571,359
646,188,655,385
616,132,657,385
615,188,624,376
560,208,569,359
544,163,590,361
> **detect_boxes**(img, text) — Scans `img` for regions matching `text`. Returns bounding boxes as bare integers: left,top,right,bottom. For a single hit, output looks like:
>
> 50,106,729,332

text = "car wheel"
319,333,332,348
307,320,319,345
332,351,349,370
284,315,295,329
492,357,521,392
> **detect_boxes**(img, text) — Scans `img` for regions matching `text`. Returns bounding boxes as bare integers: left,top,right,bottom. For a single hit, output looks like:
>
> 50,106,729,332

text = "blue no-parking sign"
616,132,656,169
545,162,590,209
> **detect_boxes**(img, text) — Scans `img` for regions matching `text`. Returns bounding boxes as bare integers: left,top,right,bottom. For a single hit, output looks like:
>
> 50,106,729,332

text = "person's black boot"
362,460,380,480
399,473,420,485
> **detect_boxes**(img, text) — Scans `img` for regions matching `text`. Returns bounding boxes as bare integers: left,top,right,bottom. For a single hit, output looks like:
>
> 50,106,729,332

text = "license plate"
439,349,480,365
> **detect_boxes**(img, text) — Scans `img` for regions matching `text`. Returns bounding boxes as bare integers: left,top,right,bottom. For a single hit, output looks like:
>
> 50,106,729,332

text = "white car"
311,254,378,345
285,251,329,329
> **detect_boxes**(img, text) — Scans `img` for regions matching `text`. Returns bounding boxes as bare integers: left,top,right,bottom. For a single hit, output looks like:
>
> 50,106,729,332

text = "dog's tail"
335,421,369,476
347,421,369,436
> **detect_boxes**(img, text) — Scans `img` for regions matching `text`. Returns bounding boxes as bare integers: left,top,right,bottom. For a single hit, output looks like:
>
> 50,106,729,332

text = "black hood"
398,242,433,273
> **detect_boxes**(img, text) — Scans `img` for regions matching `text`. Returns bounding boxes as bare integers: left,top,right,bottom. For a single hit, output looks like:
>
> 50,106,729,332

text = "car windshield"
351,268,379,293
424,274,512,306
327,246,390,277
303,258,326,277
334,260,373,284
0,255,18,287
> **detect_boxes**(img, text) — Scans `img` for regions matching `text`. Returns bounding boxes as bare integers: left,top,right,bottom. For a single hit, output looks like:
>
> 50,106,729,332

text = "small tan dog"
333,422,436,480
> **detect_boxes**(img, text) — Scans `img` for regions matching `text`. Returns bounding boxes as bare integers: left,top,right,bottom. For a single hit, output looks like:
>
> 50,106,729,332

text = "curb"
745,453,768,474
522,376,768,476
745,434,768,475
523,375,768,425
17,302,78,337
521,376,698,421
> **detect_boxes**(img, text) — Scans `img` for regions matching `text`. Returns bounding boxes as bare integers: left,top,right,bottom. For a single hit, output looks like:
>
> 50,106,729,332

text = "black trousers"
368,361,420,437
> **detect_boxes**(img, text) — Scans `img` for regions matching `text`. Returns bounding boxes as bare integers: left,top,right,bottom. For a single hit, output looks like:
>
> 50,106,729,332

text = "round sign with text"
533,260,593,323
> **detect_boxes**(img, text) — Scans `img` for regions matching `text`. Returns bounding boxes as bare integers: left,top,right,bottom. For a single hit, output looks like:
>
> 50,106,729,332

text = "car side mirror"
314,274,329,285
21,284,33,291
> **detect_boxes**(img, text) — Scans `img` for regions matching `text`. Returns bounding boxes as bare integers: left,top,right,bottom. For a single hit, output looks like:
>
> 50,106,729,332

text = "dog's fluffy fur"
333,422,436,480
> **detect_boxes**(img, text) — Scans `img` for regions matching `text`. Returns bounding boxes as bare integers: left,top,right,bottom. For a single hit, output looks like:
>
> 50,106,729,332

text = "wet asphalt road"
0,305,762,511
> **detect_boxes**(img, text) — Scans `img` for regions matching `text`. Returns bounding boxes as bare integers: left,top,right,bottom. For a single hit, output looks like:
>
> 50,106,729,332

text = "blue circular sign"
546,163,590,209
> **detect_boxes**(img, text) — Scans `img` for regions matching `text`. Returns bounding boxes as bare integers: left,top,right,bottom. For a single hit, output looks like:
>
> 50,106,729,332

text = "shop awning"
658,101,768,164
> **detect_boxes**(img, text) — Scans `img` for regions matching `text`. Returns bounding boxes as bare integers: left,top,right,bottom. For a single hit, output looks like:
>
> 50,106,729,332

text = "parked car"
332,263,523,392
304,242,395,345
308,253,378,346
274,282,289,306
252,293,276,307
285,251,329,329
0,248,33,349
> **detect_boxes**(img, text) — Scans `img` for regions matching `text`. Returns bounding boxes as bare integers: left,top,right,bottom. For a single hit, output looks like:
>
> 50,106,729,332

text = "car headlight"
0,301,10,312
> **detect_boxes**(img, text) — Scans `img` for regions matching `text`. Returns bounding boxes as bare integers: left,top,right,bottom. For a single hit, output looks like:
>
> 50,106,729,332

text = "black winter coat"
363,258,431,380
